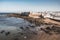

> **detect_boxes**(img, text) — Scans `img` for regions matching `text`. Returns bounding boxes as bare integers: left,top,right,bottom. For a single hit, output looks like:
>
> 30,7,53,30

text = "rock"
5,32,10,36
0,30,5,33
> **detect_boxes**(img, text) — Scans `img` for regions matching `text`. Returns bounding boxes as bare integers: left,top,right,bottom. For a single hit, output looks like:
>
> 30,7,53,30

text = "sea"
0,13,32,31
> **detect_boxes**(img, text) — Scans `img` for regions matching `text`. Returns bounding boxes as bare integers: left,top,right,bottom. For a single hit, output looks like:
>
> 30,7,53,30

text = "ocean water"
0,14,32,31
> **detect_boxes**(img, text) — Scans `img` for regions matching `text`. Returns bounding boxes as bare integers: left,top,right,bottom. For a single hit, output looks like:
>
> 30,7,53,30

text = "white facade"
43,12,60,20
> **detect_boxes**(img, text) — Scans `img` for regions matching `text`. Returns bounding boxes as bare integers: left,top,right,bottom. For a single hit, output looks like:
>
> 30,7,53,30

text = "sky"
0,0,60,12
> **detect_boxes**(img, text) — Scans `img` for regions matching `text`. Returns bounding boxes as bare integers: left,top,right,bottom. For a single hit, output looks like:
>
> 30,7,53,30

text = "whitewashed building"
43,11,60,20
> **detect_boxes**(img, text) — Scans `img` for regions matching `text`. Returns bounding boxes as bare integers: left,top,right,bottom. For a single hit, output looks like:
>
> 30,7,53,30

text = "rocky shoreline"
0,13,60,40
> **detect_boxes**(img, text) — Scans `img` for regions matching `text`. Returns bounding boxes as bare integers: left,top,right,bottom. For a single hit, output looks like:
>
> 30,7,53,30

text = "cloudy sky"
0,0,60,12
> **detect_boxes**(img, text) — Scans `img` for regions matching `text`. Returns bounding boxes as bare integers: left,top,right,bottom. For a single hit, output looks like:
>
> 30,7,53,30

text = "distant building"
42,11,60,20
20,12,30,16
50,12,60,20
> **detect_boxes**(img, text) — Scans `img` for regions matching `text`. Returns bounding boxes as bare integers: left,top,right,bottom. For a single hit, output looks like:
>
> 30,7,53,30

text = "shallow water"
0,16,32,30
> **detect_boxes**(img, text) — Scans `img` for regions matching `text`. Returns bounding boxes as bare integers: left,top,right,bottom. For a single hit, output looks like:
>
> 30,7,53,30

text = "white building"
43,11,60,20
